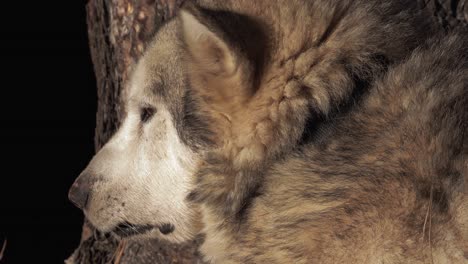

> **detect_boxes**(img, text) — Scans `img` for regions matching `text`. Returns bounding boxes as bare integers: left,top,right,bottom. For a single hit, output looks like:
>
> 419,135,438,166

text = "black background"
0,1,96,263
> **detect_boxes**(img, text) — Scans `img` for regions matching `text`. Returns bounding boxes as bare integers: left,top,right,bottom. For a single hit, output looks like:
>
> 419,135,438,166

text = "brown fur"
181,0,434,220
193,30,468,263
176,1,467,263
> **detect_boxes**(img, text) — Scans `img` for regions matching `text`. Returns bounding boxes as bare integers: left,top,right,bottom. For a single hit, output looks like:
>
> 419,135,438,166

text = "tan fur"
177,1,467,263
181,0,434,219
183,0,433,151
191,31,468,263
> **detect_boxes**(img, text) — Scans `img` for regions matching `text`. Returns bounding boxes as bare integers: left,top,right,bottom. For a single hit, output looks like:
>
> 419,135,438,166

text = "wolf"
69,0,467,263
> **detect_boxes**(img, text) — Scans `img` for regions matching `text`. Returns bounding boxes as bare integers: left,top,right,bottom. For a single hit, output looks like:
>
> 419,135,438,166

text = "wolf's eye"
140,107,156,123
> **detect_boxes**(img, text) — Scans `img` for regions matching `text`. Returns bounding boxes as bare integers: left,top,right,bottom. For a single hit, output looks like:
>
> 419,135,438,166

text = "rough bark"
67,0,467,263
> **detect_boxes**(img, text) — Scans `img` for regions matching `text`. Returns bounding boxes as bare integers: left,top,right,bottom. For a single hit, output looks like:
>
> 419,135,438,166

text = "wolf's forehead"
132,51,182,97
129,53,173,99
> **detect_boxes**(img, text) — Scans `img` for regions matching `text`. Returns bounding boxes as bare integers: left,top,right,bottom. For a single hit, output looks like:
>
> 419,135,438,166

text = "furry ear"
180,4,269,119
180,6,238,77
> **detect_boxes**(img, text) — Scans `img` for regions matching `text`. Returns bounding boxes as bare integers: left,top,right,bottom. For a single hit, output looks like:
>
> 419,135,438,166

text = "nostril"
68,176,93,210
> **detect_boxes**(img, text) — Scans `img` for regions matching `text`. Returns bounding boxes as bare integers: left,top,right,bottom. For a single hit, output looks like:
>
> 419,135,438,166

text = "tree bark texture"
67,0,467,263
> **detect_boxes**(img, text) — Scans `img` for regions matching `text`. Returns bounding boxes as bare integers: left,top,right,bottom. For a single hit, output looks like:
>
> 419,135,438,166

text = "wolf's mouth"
112,222,154,237
112,222,174,237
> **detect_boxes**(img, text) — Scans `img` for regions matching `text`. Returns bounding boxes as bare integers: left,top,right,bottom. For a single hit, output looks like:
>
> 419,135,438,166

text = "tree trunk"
67,0,466,263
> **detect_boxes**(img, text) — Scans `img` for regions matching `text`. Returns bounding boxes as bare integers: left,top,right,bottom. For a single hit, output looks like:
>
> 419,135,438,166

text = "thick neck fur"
187,0,433,219
196,31,468,264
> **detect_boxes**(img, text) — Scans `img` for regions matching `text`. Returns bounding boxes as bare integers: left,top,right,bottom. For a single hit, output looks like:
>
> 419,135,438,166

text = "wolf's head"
67,17,215,242
67,3,282,243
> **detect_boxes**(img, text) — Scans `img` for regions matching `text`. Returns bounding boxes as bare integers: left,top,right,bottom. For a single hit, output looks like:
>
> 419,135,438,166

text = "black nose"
68,174,93,210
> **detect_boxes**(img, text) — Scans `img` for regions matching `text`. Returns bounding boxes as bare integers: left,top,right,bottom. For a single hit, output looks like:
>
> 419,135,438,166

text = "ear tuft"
180,6,237,76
